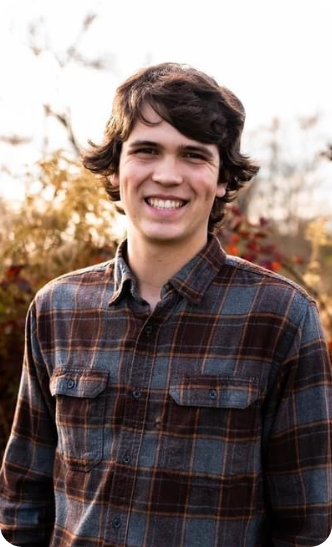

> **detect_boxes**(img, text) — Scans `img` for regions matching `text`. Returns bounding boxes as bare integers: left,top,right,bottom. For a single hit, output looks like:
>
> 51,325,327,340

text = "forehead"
125,104,219,156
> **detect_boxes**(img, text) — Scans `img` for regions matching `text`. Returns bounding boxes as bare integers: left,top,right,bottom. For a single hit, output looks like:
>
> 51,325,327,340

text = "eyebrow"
128,140,159,149
128,140,216,159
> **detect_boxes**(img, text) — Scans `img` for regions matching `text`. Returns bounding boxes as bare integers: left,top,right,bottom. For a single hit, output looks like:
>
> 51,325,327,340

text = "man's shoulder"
41,259,115,287
33,259,116,308
222,253,315,304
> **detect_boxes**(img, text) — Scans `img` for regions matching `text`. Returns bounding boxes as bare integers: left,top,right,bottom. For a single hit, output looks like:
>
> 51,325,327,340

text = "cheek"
122,165,150,189
118,171,137,196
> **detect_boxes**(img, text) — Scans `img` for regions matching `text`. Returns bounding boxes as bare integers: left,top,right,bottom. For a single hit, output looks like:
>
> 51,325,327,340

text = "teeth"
147,198,184,210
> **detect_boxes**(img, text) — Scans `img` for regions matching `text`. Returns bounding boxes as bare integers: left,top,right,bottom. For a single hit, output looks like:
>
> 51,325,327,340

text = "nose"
151,156,183,185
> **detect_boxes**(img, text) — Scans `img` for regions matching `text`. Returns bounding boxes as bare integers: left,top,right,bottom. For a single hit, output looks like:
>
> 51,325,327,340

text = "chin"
143,229,185,245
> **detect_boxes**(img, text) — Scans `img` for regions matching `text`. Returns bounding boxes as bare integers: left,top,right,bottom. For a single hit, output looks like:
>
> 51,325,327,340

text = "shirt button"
144,325,153,336
122,455,131,464
132,389,142,399
209,389,218,400
67,379,75,389
155,417,162,429
112,517,121,529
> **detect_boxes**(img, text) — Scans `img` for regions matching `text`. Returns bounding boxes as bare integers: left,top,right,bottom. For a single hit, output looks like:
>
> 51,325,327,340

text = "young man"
0,63,331,547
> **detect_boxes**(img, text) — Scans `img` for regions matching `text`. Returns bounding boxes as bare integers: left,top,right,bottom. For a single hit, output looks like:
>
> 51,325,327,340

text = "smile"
146,198,186,210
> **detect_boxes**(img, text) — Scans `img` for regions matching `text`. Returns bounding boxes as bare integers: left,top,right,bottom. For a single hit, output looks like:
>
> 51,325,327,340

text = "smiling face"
112,105,226,256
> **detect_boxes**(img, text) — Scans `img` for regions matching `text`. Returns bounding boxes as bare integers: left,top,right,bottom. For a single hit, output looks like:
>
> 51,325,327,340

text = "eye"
134,147,158,156
183,151,207,162
186,152,204,159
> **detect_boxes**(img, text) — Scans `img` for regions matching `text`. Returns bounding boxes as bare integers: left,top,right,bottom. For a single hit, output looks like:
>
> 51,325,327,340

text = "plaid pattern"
0,235,331,547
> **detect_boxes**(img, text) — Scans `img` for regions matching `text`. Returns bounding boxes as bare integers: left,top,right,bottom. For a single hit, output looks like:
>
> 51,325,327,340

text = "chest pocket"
160,375,262,481
50,368,109,472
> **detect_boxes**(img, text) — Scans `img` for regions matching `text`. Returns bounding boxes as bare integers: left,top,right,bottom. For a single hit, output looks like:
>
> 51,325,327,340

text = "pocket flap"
169,375,260,409
50,369,109,398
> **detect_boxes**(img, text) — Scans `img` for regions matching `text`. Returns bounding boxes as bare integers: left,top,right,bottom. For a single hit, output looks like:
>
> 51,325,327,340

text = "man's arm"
263,301,332,546
0,302,56,547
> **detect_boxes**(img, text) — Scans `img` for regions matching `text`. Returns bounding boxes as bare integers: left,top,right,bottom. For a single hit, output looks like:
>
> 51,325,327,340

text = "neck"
126,234,208,310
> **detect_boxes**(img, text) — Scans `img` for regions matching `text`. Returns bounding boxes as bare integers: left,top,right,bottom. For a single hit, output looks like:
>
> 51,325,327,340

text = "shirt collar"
108,240,138,305
109,235,226,306
167,235,226,304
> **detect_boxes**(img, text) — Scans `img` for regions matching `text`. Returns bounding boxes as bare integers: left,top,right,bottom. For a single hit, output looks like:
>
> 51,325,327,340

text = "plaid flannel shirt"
0,235,331,547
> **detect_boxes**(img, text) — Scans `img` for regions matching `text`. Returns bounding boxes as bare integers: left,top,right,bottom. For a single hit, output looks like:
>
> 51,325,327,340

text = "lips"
146,197,187,210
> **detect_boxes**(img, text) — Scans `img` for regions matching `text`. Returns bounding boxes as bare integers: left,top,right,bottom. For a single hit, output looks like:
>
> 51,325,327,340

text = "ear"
216,182,227,198
111,172,120,188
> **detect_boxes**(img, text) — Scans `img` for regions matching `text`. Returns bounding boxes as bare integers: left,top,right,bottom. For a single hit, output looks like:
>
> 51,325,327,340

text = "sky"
1,0,332,205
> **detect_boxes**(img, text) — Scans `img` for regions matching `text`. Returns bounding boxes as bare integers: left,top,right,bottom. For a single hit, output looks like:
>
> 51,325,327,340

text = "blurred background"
1,0,332,460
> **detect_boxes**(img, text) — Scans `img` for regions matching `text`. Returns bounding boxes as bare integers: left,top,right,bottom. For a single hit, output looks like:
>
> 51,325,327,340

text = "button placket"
106,314,163,541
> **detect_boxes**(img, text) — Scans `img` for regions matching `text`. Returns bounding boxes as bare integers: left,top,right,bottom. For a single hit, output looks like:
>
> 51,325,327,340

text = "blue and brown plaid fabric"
1,235,331,546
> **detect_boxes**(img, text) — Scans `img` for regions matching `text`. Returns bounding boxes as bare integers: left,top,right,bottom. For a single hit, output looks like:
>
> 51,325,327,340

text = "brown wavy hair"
82,62,259,230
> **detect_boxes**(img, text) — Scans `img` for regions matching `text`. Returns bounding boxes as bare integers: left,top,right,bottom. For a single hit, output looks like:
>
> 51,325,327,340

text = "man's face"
112,105,226,252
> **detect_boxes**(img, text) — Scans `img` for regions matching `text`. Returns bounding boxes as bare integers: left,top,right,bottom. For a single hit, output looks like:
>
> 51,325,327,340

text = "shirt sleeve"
263,300,332,546
0,301,56,546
